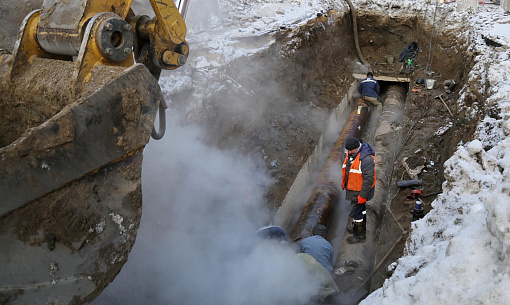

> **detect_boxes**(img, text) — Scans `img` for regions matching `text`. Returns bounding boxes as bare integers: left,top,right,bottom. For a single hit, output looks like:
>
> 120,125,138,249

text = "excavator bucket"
0,58,163,303
0,0,190,301
0,7,174,305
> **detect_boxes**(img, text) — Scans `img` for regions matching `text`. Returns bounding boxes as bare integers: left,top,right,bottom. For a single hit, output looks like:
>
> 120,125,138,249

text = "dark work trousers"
349,201,366,221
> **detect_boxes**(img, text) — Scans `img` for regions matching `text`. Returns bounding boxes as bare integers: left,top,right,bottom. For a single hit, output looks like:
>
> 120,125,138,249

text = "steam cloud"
92,1,328,303
92,113,323,304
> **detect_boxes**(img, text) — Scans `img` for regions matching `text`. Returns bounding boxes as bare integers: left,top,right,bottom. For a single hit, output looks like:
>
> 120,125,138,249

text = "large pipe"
290,98,372,241
334,84,406,304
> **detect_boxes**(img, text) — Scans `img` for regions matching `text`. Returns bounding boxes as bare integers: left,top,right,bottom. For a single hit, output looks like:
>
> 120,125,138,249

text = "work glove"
357,195,366,204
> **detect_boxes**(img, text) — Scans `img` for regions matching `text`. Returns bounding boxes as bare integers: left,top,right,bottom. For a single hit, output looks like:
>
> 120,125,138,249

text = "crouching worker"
358,72,383,108
298,224,339,301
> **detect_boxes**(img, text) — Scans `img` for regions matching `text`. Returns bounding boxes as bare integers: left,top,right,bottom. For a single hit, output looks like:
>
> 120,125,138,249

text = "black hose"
344,0,370,67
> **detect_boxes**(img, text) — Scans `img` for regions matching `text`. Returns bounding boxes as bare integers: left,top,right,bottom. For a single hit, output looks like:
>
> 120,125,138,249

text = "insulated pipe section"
334,84,405,303
372,85,406,218
290,98,372,241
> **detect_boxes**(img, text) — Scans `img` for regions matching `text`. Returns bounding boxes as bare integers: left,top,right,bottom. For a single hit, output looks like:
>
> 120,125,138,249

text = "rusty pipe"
289,183,338,242
371,85,406,215
290,98,372,241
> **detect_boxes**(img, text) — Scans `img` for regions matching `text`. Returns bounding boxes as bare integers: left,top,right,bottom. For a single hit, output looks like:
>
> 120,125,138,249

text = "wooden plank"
353,73,410,83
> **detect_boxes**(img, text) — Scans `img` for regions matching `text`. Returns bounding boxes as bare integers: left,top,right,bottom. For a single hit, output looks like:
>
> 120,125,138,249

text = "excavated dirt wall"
167,9,359,213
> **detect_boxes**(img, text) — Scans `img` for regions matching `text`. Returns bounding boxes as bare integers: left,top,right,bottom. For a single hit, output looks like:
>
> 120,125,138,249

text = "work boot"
347,223,354,234
347,220,366,244
347,213,366,233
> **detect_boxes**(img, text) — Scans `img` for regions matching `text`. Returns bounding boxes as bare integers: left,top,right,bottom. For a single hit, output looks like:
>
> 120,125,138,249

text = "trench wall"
166,9,359,213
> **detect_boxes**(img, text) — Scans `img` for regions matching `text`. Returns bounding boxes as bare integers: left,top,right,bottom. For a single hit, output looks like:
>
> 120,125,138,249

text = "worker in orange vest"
342,137,376,244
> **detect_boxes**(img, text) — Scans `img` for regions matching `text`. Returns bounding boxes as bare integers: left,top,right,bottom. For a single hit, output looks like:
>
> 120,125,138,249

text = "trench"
274,80,408,304
161,8,475,305
261,10,474,305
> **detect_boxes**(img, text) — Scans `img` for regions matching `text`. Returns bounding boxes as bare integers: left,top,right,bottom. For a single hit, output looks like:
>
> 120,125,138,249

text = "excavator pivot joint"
162,49,187,66
96,16,134,62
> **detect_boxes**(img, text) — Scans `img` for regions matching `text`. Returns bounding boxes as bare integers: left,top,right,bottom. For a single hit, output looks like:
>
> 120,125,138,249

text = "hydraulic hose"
343,0,370,67
151,99,168,140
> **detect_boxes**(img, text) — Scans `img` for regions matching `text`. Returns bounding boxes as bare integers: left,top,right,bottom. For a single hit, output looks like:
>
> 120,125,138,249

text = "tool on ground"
443,79,456,93
406,189,422,200
422,191,442,198
405,189,426,220
434,94,454,116
411,200,425,220
397,179,422,188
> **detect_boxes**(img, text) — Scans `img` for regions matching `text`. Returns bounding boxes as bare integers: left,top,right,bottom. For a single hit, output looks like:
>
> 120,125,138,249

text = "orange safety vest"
342,153,376,191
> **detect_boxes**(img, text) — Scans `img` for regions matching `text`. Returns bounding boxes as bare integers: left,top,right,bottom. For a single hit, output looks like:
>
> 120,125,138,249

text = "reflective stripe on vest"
342,154,376,191
361,78,377,85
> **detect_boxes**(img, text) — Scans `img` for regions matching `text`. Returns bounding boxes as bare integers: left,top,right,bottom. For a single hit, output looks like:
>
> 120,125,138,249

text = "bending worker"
299,224,339,300
300,224,334,273
342,137,376,244
358,72,382,108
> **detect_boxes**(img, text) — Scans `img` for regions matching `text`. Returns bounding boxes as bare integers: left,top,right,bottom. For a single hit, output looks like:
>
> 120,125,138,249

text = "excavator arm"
0,1,189,304
8,0,189,83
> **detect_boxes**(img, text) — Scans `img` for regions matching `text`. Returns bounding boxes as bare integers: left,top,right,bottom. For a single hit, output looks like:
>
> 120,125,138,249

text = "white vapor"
92,113,323,304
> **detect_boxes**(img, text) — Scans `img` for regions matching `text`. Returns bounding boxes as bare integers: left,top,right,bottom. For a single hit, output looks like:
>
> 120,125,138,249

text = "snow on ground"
186,0,343,65
173,0,510,304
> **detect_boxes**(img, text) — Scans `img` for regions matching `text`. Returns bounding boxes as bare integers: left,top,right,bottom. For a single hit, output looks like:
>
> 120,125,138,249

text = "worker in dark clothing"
358,72,382,108
342,137,376,244
300,224,335,273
